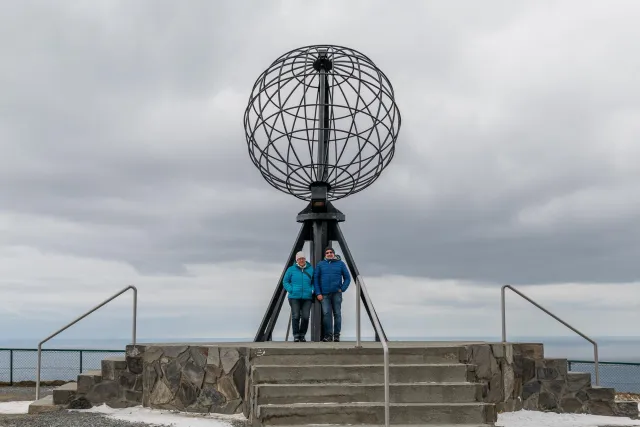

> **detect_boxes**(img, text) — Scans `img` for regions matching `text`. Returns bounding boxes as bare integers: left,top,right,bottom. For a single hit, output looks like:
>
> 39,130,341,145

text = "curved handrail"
501,285,599,385
35,285,137,400
356,275,389,427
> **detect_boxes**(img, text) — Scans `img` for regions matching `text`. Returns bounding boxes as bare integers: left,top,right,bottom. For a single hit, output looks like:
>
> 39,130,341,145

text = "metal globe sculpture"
244,45,401,201
248,45,400,343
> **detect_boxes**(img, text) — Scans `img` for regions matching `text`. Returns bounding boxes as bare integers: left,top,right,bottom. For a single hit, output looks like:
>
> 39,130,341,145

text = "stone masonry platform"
30,341,640,425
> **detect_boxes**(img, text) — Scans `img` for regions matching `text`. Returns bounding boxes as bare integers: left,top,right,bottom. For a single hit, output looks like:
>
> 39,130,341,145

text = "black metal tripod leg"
254,222,310,342
333,222,388,342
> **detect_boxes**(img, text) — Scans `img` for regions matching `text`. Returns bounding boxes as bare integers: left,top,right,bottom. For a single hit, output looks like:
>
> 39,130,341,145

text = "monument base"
34,341,640,424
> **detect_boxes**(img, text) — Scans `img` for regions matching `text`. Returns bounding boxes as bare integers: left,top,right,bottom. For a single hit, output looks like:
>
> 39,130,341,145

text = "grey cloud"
2,1,640,284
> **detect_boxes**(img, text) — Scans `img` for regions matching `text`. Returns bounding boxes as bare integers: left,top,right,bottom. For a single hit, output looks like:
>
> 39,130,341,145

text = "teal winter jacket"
283,261,314,300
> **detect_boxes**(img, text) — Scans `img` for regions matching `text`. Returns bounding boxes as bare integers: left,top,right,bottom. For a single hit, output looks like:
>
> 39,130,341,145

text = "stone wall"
460,342,638,419
74,342,637,420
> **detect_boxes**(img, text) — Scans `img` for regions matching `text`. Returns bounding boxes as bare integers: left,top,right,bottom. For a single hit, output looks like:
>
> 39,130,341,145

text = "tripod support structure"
254,202,387,342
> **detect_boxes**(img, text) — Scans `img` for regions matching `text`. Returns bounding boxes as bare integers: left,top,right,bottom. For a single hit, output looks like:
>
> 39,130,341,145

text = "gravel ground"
0,388,54,403
0,411,166,427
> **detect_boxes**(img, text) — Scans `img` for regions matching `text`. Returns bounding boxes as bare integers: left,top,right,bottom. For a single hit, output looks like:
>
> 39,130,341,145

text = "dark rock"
68,397,93,409
177,348,192,367
586,387,615,402
177,380,198,407
182,362,205,389
119,371,138,390
538,392,558,411
127,356,143,374
197,384,226,408
161,346,189,358
143,364,158,397
190,347,208,368
77,373,101,395
86,380,121,404
536,367,558,380
523,381,541,400
560,397,584,413
523,392,539,410
542,379,565,396
576,390,588,402
566,372,591,393
588,399,616,416
232,359,247,399
218,376,240,400
616,401,640,419
522,358,536,383
124,390,143,404
162,359,182,393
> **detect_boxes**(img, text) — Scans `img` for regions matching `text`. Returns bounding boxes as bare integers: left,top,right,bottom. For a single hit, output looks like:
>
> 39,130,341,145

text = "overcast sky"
1,1,640,349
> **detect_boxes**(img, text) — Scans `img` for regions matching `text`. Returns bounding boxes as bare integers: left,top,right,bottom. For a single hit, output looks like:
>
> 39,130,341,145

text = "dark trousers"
320,292,343,338
289,298,312,339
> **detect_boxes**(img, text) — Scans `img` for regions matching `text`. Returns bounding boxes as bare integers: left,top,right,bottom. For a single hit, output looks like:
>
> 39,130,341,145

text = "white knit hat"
295,251,306,260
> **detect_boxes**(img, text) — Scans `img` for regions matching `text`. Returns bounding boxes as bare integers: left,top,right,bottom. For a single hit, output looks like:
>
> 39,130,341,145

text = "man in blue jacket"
313,246,351,342
283,251,314,342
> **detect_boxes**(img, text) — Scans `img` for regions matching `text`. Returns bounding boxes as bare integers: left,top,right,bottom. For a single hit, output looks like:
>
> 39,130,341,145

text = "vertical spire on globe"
244,45,401,201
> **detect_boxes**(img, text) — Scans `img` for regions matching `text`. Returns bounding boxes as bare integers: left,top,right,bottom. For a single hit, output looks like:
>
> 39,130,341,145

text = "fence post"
567,361,572,371
79,350,83,374
9,350,13,386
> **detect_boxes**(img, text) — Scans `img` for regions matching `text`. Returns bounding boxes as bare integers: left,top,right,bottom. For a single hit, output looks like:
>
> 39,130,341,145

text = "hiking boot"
294,337,300,342
299,336,306,342
322,335,333,342
333,334,340,342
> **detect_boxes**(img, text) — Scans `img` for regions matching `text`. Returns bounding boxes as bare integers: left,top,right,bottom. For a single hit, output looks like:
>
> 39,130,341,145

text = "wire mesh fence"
568,360,640,393
0,348,124,385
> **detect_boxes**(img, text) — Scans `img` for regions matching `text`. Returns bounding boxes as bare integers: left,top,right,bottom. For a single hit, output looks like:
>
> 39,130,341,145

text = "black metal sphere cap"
244,45,401,202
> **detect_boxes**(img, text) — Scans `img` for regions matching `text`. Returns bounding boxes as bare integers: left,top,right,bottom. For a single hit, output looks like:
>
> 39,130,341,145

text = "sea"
1,335,639,392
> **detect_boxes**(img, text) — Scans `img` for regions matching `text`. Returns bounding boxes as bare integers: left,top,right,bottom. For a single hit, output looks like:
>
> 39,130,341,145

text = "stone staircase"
28,356,133,414
247,345,496,426
28,341,640,425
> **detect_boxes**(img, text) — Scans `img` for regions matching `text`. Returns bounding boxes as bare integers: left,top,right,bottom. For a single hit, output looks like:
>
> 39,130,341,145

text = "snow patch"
74,404,245,426
497,409,640,426
0,400,32,414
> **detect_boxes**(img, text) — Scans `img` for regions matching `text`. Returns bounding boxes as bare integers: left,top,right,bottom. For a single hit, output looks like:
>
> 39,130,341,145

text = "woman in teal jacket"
283,251,314,342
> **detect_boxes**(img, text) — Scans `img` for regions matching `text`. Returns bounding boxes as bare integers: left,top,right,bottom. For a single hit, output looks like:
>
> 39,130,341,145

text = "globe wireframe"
244,45,401,202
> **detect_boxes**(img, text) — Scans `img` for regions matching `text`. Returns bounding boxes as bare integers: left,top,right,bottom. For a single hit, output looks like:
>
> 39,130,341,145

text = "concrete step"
52,381,77,404
250,346,462,366
28,395,64,414
102,356,127,381
258,402,495,425
77,370,103,394
256,382,482,405
252,364,472,385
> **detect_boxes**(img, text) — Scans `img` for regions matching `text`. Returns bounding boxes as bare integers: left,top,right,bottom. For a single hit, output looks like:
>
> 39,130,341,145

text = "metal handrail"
356,275,389,427
501,285,599,385
35,285,137,400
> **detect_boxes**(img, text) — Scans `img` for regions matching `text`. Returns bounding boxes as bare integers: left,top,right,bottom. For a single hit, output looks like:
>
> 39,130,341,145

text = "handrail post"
132,286,137,346
501,285,507,343
501,284,600,386
357,275,388,427
35,285,137,400
9,350,13,386
356,276,361,348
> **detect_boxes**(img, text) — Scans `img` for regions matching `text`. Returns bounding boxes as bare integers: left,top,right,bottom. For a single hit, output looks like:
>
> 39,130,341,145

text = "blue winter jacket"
313,255,351,295
283,261,314,300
